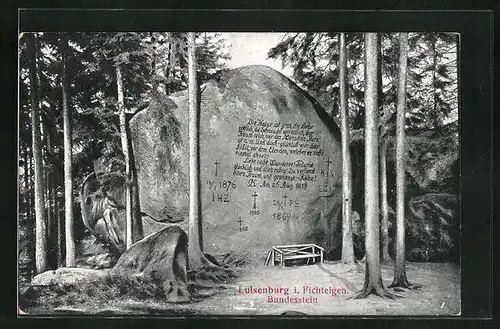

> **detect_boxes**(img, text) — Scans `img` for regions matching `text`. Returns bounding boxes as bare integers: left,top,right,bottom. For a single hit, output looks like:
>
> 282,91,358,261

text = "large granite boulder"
405,193,459,262
80,172,127,254
110,226,190,302
129,65,344,264
80,173,178,254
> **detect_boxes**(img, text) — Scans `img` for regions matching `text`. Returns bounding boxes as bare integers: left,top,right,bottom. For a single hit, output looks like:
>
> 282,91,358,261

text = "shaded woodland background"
18,32,459,287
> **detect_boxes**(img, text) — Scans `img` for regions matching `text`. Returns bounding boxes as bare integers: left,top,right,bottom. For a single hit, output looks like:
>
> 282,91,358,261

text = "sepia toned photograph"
18,31,460,316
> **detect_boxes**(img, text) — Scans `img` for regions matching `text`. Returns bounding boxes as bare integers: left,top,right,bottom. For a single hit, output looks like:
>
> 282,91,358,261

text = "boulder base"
110,226,190,302
31,268,108,287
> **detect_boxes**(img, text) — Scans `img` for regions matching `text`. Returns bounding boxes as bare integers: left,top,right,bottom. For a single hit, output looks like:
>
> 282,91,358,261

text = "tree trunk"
62,35,76,267
380,139,390,261
130,168,144,243
51,175,57,267
22,145,29,217
116,63,134,250
22,143,30,223
339,32,354,264
27,146,35,277
431,34,438,127
44,153,51,241
187,32,217,269
165,34,173,95
355,33,394,299
377,35,390,262
389,32,412,289
377,34,383,111
150,32,158,93
126,119,144,243
45,132,56,269
23,144,35,277
55,187,64,268
27,32,48,274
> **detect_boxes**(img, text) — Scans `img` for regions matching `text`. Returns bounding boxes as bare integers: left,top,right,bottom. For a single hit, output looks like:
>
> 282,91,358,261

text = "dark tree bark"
186,32,218,269
116,63,134,250
377,35,390,263
150,32,158,93
61,34,76,267
23,145,28,213
50,174,57,268
339,32,354,264
126,119,144,243
45,132,57,269
354,33,396,299
28,144,36,273
23,143,35,277
27,32,48,274
55,187,64,268
377,34,383,111
27,146,35,277
22,144,29,217
44,154,51,240
22,142,30,224
389,32,416,289
380,139,391,262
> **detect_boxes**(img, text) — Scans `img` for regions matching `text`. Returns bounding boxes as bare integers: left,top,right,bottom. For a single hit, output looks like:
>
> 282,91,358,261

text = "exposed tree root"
388,274,422,290
188,249,220,270
350,283,402,299
187,265,238,288
408,283,423,290
389,281,423,291
186,265,238,301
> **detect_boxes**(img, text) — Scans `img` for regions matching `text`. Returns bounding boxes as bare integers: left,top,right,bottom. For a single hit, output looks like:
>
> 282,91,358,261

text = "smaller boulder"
31,268,109,287
110,226,190,303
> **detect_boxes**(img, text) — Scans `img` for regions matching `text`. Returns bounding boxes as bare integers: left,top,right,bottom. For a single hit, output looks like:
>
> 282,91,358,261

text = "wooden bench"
265,244,324,267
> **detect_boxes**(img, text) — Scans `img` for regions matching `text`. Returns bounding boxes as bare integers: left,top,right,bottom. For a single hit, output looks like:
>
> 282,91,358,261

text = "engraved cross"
252,192,259,209
325,157,332,178
214,160,220,176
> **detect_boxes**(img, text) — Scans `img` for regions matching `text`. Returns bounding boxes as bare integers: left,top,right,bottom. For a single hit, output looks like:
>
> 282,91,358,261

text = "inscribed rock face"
130,65,344,263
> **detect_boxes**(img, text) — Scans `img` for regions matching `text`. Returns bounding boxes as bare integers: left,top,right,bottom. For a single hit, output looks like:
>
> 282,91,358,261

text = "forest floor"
20,261,460,316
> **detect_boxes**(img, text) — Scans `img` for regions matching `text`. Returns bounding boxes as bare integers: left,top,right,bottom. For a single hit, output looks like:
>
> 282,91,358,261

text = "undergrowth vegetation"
20,265,240,312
